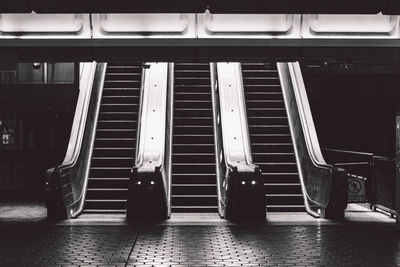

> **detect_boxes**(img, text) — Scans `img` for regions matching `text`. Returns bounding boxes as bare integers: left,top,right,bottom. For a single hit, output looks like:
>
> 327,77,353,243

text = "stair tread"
85,199,127,202
84,64,141,213
243,63,304,211
172,64,217,212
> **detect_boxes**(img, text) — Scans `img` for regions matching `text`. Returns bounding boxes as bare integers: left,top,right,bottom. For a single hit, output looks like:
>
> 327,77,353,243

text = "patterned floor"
0,223,398,266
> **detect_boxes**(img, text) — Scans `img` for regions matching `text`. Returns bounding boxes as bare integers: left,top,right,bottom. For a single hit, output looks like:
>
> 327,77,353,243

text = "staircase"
172,63,218,213
83,63,142,213
242,62,305,212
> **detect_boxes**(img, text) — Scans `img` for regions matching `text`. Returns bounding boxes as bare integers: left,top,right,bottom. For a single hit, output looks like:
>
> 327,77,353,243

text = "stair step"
267,205,306,212
172,185,217,195
172,64,217,212
174,125,214,134
174,117,213,125
86,188,128,199
101,96,140,104
100,104,139,112
98,112,138,121
171,206,218,213
97,120,137,129
173,153,216,163
84,199,126,211
88,178,130,189
173,135,215,144
172,163,216,173
89,168,132,178
84,63,141,214
243,63,303,212
172,195,218,206
245,92,284,100
250,134,292,143
265,184,302,194
174,92,212,101
172,173,217,184
173,144,214,153
83,209,126,213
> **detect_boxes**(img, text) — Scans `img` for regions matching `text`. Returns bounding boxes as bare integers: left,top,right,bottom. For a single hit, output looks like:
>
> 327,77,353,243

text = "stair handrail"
277,62,348,218
131,62,170,218
45,62,107,218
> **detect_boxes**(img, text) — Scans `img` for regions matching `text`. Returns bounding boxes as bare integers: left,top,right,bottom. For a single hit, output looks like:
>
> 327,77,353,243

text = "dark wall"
302,71,400,158
0,84,77,199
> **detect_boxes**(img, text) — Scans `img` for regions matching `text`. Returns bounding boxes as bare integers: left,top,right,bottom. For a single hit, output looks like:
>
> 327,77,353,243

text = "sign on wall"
0,114,19,150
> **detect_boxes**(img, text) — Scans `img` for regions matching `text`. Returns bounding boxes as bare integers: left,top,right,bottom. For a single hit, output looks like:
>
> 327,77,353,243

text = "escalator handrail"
51,62,107,218
215,62,257,172
165,62,174,217
278,61,337,218
134,63,146,167
69,63,107,217
283,62,331,170
135,62,168,170
59,62,97,169
210,62,229,216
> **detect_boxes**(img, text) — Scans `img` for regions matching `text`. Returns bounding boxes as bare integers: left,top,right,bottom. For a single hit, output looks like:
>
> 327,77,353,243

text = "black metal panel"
0,0,30,13
210,0,385,14
30,0,207,13
5,0,392,14
4,45,400,64
384,0,400,15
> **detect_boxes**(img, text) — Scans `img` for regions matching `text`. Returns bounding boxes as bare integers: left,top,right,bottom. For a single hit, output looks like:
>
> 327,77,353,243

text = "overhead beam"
1,0,400,14
2,39,400,62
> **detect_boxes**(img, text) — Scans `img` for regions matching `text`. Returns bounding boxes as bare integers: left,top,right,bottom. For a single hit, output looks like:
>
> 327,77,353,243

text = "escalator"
172,63,218,213
83,63,142,213
242,62,305,212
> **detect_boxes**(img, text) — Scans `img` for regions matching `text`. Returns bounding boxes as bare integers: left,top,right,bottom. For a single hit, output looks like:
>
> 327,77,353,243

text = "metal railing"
277,62,348,219
45,62,106,218
323,148,396,216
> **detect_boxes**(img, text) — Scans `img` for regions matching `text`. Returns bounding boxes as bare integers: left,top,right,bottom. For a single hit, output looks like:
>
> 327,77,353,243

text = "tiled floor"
0,200,47,224
0,225,137,266
0,201,398,266
128,224,399,266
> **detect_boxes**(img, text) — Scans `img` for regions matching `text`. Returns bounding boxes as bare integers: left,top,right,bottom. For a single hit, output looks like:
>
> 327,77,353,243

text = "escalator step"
243,62,305,212
171,63,218,213
82,63,142,214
